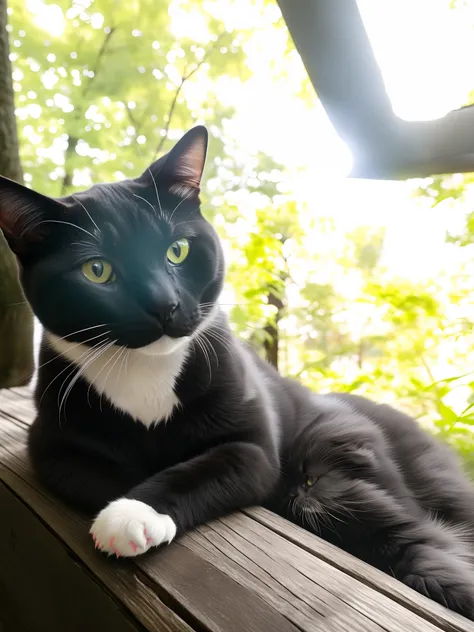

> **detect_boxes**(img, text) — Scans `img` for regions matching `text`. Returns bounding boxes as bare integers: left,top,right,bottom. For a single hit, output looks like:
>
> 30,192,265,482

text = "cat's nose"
141,277,179,326
152,301,179,326
164,302,179,324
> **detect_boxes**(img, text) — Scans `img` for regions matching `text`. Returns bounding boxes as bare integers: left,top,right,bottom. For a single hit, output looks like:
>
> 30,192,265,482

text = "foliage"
6,0,474,471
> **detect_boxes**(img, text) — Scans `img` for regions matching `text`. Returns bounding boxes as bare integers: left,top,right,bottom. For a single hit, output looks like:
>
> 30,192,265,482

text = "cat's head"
0,126,224,353
286,412,384,519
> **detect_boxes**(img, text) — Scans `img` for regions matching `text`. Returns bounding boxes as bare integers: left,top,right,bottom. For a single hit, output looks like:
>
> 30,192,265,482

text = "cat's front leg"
29,448,139,514
90,441,278,557
28,421,144,514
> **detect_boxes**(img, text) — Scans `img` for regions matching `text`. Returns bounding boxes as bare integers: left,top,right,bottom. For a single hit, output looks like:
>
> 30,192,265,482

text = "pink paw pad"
129,540,137,553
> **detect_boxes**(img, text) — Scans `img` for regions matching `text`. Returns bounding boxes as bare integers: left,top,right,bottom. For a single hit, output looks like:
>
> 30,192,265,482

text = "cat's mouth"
137,334,191,357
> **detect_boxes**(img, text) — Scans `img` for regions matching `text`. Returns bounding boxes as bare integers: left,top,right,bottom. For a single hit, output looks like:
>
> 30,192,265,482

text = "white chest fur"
48,334,189,427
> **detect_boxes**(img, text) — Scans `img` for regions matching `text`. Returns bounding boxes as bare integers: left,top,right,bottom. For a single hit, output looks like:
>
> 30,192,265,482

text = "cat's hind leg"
394,519,474,620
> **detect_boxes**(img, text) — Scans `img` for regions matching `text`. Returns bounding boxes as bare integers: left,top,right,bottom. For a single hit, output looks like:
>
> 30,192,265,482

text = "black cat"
0,126,316,557
269,393,474,619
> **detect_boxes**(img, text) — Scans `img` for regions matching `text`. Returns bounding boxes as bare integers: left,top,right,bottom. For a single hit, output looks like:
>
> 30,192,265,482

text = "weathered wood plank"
245,508,474,632
185,514,444,632
1,387,474,632
0,481,145,632
0,420,194,632
0,406,300,632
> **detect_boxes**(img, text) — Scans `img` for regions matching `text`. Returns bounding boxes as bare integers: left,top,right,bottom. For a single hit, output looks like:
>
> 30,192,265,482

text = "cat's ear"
0,176,64,255
154,125,208,198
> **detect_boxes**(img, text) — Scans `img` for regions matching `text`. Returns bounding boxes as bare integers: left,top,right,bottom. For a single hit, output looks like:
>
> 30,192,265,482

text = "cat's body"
31,312,314,521
0,126,316,557
269,393,474,619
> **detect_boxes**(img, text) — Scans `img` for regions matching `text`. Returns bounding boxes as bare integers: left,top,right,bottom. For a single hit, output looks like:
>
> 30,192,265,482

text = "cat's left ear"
0,176,65,256
156,125,208,198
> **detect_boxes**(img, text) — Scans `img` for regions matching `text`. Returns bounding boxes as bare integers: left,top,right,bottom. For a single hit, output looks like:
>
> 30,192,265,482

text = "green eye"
305,476,315,487
167,238,190,265
82,259,115,284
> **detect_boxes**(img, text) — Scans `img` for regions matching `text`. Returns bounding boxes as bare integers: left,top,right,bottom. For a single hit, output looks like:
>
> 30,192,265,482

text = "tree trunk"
263,291,284,370
0,0,34,388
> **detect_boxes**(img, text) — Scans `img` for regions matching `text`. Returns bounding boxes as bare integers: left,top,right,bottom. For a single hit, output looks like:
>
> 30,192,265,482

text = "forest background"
2,0,474,472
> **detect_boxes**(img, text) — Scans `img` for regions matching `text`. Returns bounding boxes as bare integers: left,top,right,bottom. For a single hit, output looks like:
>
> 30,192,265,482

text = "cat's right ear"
0,176,64,256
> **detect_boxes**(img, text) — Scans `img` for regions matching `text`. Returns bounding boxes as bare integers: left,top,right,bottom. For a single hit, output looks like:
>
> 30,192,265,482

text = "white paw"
90,498,176,557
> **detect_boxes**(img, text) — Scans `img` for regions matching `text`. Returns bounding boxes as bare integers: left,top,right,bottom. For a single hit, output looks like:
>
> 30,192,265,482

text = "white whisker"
133,193,158,216
99,344,125,412
193,333,212,384
205,329,234,357
28,219,97,240
37,329,110,371
56,338,111,411
86,342,122,408
200,332,219,368
54,339,111,428
147,168,163,218
59,339,115,422
40,332,111,405
169,189,194,225
72,194,101,234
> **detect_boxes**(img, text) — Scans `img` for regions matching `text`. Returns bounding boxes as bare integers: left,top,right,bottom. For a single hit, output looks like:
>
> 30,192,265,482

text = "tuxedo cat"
0,126,316,557
2,127,473,617
269,393,474,619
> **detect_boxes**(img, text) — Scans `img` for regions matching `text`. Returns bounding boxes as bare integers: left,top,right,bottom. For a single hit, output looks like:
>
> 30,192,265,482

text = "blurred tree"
0,0,34,387
8,0,252,194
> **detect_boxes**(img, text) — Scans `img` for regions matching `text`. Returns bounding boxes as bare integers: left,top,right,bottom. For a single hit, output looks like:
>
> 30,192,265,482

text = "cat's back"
332,393,474,526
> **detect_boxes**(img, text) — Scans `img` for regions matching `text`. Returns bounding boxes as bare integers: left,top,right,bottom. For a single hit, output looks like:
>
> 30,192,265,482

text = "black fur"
268,393,474,619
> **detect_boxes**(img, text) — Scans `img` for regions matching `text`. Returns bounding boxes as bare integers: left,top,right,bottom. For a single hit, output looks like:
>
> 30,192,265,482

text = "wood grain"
245,508,474,632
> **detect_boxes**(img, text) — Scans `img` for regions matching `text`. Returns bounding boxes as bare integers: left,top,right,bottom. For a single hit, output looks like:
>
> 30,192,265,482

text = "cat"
1,124,472,618
268,392,474,619
0,125,318,558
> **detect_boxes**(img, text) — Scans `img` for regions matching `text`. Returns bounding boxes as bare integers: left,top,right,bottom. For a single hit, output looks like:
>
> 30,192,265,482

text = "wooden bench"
1,387,473,632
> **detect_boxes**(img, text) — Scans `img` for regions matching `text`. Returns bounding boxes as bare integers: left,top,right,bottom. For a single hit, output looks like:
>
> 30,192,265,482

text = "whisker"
147,168,163,218
200,331,219,368
193,333,212,384
131,138,163,218
27,219,97,240
205,329,234,356
37,329,111,371
54,338,111,427
115,346,128,392
86,342,122,408
59,339,115,422
133,193,158,216
99,344,124,412
169,189,194,225
56,337,110,409
71,194,101,235
39,332,111,405
44,323,112,345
